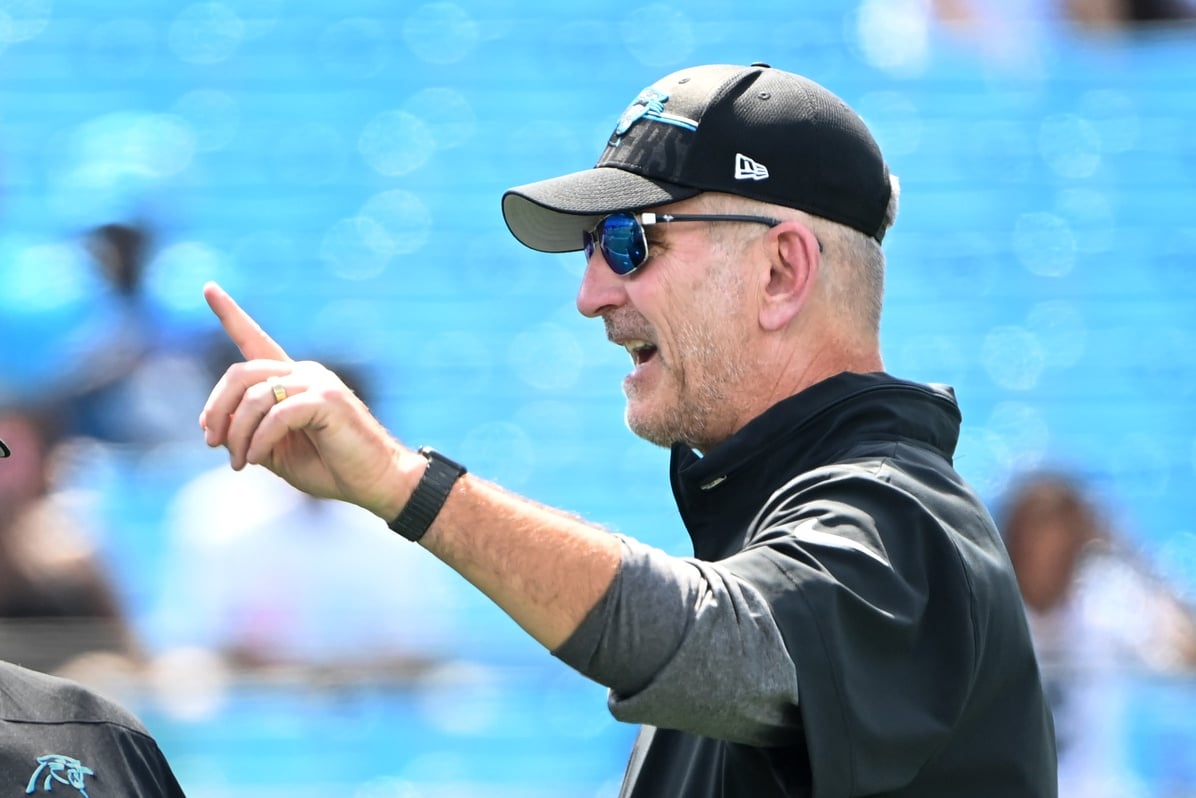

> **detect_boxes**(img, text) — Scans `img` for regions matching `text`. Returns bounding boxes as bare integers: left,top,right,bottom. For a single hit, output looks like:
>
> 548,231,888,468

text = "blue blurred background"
1,1,1195,795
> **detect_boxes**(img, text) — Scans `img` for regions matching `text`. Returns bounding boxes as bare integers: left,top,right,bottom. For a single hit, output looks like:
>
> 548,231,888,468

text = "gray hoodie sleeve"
552,535,801,746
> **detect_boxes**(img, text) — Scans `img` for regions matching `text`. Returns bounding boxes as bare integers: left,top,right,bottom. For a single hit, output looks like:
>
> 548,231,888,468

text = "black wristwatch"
387,447,467,543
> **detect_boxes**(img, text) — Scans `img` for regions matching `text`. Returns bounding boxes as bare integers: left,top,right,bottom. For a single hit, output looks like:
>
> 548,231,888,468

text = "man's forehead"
645,192,786,219
642,193,718,216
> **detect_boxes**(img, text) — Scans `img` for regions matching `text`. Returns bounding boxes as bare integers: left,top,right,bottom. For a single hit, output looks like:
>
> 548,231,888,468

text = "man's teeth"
623,340,656,364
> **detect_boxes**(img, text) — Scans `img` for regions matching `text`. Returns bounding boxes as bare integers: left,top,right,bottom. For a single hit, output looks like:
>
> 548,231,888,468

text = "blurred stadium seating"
1,1,1195,795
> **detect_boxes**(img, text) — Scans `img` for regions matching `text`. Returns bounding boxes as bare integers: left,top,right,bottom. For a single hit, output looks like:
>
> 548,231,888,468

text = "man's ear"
759,222,820,332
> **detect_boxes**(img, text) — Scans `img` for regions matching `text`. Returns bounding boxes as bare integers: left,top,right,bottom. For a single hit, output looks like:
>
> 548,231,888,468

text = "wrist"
369,446,429,521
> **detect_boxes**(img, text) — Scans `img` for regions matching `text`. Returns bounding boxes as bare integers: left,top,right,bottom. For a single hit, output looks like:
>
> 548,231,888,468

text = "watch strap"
387,447,466,542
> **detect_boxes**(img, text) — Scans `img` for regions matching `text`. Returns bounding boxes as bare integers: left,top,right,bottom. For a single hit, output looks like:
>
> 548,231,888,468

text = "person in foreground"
0,438,187,797
199,63,1057,797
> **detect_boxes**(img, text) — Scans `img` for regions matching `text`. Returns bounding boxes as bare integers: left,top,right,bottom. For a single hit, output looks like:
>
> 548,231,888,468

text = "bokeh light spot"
7,243,96,312
981,325,1046,390
358,190,433,257
856,0,929,76
223,0,283,39
1039,113,1102,179
404,88,476,150
0,0,51,44
988,401,1049,472
1013,212,1076,278
1055,188,1115,254
319,217,392,281
954,427,1014,499
1079,89,1139,154
358,110,436,176
1027,300,1087,368
402,3,478,65
146,241,233,314
168,2,245,64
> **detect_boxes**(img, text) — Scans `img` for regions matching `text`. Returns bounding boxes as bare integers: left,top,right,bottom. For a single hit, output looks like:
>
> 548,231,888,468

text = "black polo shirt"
0,661,185,797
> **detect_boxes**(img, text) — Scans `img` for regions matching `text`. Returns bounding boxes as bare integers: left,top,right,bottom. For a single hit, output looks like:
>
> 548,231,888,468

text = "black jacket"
0,661,186,797
565,372,1057,797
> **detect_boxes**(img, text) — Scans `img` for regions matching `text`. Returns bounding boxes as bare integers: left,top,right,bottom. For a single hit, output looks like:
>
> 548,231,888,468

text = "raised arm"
198,281,622,649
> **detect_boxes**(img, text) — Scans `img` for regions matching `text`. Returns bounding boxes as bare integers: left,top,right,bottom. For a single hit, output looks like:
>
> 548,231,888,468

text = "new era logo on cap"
735,153,769,181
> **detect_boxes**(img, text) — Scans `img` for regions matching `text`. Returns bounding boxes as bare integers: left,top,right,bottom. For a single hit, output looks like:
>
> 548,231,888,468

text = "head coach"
199,62,1058,797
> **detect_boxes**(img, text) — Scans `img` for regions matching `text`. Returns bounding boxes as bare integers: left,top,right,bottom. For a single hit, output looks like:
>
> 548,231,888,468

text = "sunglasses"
583,211,782,275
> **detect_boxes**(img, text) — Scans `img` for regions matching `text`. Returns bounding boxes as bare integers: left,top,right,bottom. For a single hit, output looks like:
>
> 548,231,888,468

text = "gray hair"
705,174,900,339
817,173,900,337
693,175,899,334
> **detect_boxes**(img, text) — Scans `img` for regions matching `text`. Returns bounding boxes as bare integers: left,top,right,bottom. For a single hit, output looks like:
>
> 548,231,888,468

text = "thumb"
203,281,291,362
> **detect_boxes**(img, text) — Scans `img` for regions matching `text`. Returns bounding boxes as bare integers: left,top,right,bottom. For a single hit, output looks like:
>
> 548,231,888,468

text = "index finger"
204,281,292,362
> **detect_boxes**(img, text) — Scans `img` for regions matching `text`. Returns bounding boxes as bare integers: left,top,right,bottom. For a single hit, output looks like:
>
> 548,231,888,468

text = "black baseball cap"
502,63,892,254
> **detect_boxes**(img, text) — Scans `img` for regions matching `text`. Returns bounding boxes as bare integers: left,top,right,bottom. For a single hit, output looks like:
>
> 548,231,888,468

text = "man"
199,63,1057,796
0,436,187,796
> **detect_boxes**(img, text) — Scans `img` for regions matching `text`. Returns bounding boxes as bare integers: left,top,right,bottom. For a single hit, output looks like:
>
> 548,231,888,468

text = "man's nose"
576,250,628,318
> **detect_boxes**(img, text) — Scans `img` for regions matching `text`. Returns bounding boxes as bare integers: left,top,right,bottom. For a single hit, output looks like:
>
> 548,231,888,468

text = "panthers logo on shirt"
26,754,95,797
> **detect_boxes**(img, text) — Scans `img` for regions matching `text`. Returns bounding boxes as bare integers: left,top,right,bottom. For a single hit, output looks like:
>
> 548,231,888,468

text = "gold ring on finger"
267,376,287,405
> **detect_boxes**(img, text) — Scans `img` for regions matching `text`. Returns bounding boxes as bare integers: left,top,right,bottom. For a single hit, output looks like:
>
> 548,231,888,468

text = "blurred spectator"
59,219,232,448
154,363,463,681
928,0,1195,70
998,471,1196,795
932,0,1194,31
0,428,186,796
1001,472,1196,671
0,405,143,684
1066,0,1196,27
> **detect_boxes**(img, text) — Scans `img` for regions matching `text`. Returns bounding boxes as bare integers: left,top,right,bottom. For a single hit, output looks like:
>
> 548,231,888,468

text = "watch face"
419,446,466,474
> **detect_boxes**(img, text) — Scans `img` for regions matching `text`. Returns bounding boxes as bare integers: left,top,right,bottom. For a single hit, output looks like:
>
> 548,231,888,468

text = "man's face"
576,201,755,452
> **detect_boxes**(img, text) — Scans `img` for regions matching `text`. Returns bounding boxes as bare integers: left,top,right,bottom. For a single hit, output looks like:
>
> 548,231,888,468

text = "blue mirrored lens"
597,213,646,275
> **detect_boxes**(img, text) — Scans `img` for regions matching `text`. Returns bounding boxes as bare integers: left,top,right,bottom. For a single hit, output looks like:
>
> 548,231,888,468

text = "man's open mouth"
624,340,658,366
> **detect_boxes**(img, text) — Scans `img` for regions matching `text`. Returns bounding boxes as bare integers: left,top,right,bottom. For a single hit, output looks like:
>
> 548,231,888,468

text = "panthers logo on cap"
610,86,699,145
